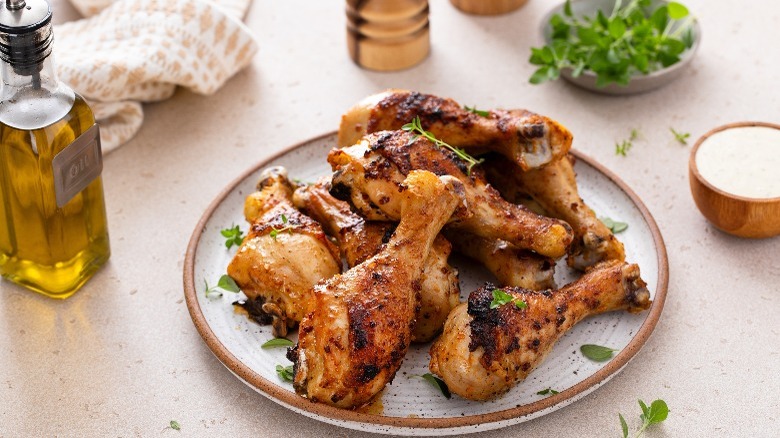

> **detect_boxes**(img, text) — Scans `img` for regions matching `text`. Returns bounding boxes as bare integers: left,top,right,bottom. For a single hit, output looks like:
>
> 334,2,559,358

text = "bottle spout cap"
0,0,50,33
0,0,51,76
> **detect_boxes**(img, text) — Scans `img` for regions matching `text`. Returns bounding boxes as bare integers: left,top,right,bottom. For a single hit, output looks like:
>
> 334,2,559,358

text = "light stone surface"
2,0,779,437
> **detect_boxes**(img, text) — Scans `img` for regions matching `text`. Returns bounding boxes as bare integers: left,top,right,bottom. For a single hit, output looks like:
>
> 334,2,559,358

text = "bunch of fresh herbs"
529,0,695,87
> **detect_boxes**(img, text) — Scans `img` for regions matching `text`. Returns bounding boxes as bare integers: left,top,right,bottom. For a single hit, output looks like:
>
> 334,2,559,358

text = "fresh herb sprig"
464,105,490,118
537,387,560,396
402,116,484,175
490,289,528,310
220,224,244,249
169,420,181,431
530,0,695,87
269,214,293,240
670,127,690,145
415,373,452,399
616,129,640,156
600,217,629,233
580,344,619,362
620,399,669,437
204,274,240,298
276,364,294,382
262,338,295,349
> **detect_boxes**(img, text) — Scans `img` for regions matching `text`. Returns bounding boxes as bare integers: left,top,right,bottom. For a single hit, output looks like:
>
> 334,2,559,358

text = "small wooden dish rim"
689,121,780,204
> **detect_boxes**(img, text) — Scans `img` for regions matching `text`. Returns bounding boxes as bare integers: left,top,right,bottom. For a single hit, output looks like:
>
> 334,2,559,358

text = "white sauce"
695,126,780,199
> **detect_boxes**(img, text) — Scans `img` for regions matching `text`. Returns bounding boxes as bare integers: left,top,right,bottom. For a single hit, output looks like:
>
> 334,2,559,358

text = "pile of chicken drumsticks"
226,90,652,408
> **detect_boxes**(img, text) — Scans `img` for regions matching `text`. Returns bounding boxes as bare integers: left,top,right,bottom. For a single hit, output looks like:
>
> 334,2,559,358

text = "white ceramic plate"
183,132,668,435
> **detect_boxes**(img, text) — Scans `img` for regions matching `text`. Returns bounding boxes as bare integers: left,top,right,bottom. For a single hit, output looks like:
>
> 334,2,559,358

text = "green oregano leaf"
417,373,451,399
262,338,295,349
580,344,618,362
276,364,294,382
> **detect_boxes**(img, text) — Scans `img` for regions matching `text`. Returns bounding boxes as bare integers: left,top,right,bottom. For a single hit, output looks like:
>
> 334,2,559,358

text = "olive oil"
0,0,110,298
0,95,110,298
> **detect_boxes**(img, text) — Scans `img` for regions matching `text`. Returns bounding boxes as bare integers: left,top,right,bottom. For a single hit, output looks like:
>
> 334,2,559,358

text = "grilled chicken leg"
291,170,462,409
328,130,573,258
338,89,573,170
486,155,626,270
429,260,651,401
226,167,341,337
443,230,556,290
293,180,460,342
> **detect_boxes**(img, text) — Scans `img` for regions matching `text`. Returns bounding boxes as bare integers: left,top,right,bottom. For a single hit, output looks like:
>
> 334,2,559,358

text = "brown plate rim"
183,131,669,431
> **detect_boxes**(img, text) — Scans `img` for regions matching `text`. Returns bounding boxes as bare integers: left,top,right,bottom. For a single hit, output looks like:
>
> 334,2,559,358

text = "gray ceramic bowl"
541,0,701,95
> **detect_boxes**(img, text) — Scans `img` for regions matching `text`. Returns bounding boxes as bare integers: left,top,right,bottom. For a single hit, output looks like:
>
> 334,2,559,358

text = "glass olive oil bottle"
0,0,110,298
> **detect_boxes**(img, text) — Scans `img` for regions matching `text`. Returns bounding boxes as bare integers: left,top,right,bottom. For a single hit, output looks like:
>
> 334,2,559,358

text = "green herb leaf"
204,279,222,298
401,116,484,175
417,373,451,399
580,344,618,362
170,420,181,431
619,413,629,438
220,224,245,249
670,127,690,145
205,274,240,298
490,289,527,310
217,274,240,293
537,387,560,396
529,0,694,87
276,364,294,382
621,398,669,437
464,105,490,118
262,338,295,349
600,217,628,234
667,2,689,20
615,139,632,156
645,399,670,424
269,214,294,240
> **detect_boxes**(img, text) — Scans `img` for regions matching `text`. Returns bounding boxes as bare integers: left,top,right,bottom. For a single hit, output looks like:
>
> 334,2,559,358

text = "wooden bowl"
689,122,780,238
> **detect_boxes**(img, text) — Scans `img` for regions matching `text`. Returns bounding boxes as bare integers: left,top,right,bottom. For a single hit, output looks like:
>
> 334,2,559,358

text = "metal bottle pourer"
0,0,53,87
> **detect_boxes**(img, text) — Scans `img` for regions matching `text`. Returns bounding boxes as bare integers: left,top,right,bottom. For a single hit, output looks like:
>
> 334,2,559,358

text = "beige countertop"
2,0,779,436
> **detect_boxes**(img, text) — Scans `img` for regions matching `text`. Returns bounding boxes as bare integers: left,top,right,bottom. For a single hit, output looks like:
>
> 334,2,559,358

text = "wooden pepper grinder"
450,0,528,15
346,0,430,71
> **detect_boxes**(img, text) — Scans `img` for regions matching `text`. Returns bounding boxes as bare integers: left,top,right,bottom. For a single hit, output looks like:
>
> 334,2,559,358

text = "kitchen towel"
56,0,258,152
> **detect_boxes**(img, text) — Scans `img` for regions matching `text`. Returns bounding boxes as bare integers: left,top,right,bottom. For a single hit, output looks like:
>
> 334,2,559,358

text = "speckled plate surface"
183,132,668,436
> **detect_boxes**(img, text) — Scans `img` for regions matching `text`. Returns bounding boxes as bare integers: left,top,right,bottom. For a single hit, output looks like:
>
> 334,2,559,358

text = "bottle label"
52,123,103,208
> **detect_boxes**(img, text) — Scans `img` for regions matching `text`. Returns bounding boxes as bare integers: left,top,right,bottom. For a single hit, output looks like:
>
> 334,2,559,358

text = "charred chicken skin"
291,170,463,409
337,89,573,170
429,260,651,401
226,167,341,337
293,180,460,342
485,155,625,270
328,130,573,259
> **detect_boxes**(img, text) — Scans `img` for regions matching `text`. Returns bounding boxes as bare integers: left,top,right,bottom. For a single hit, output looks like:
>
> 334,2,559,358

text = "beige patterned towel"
56,0,257,152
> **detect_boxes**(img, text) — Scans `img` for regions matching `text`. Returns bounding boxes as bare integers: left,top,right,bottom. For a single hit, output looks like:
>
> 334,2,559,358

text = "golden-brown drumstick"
443,230,556,290
293,180,460,342
338,89,573,170
485,155,625,270
328,130,573,259
429,260,650,401
226,167,341,337
291,170,463,409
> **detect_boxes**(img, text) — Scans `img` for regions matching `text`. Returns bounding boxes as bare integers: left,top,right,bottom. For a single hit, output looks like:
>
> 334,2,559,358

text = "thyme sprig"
402,116,484,176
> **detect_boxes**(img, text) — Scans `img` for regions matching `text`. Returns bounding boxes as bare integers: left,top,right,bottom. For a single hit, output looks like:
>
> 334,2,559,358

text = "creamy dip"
695,126,780,199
